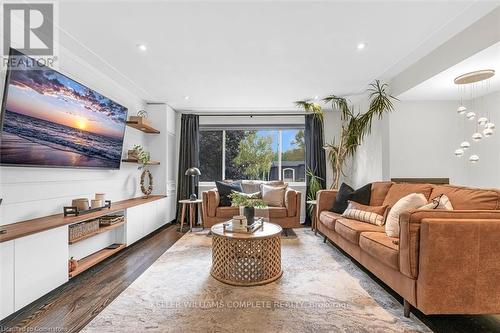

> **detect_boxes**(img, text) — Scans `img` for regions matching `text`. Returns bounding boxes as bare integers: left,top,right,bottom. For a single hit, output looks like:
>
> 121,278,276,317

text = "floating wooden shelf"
68,221,126,245
0,195,166,243
69,244,126,278
121,159,160,165
126,116,160,134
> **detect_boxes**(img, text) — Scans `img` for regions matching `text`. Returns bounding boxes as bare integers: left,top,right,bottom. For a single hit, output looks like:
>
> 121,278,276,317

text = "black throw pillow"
215,181,243,207
330,182,372,214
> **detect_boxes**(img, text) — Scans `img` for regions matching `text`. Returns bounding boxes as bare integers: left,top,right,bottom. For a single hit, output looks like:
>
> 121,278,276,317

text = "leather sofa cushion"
370,181,393,206
334,218,384,244
215,206,288,219
382,183,433,207
319,211,342,230
430,185,500,210
359,232,399,270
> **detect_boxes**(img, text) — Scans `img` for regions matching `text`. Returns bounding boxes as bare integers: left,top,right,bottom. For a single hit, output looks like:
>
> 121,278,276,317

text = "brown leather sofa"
316,181,500,317
202,181,302,229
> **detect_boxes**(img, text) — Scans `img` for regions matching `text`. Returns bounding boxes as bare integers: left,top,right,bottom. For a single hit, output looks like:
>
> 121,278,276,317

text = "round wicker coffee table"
210,222,283,286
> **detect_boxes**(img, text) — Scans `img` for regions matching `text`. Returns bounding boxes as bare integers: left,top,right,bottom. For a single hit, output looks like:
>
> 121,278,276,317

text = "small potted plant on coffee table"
228,192,266,224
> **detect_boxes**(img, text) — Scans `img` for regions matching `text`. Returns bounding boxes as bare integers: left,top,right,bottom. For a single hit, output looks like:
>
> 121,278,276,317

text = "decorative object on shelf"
64,200,112,216
185,167,201,200
321,80,396,188
71,198,89,211
99,215,125,226
95,193,106,201
228,191,266,224
91,199,103,208
454,69,496,163
68,257,78,272
69,219,100,242
137,109,148,118
132,144,151,168
140,169,154,197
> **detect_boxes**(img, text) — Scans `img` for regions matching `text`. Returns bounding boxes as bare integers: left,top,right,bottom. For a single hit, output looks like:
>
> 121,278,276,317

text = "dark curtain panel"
176,114,200,224
304,114,327,225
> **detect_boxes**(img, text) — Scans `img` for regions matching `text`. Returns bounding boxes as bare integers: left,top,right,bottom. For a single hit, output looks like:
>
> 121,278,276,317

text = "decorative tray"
63,200,112,217
223,219,264,234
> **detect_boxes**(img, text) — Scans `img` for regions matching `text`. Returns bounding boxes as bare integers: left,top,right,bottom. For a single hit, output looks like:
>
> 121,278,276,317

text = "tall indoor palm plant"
323,80,396,189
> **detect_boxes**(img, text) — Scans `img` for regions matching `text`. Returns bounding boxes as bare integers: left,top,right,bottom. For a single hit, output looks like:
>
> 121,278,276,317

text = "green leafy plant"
306,168,323,216
132,144,150,166
228,192,266,208
295,100,324,122
322,80,397,189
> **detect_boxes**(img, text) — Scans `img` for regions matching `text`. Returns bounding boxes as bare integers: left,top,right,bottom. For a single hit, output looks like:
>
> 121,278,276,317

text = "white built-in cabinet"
0,240,14,319
14,226,69,310
126,197,168,245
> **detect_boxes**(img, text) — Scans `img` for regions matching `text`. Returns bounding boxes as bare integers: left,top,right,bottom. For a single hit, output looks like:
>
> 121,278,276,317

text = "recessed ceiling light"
184,96,190,100
357,42,366,50
137,44,147,51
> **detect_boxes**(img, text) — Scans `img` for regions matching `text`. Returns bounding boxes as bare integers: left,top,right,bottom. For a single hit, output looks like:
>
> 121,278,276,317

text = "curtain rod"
183,113,308,117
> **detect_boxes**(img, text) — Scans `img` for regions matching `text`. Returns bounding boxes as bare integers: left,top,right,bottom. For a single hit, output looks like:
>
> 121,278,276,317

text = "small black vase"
243,206,255,224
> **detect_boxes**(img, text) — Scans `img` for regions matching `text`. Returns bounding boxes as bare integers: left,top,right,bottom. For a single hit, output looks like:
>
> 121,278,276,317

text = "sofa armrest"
399,209,500,279
316,189,337,219
202,189,219,218
285,189,300,217
416,218,500,314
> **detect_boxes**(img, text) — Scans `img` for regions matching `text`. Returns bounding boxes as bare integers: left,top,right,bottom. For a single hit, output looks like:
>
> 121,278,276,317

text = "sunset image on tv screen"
0,50,128,169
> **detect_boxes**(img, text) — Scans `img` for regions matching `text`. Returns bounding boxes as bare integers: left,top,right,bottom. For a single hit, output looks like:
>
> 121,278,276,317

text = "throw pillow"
261,184,288,207
331,183,372,214
419,194,453,210
232,191,262,200
342,201,388,226
385,193,427,237
215,181,243,207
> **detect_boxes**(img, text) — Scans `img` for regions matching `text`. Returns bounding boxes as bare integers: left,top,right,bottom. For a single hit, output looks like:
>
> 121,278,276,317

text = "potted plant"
228,192,266,224
131,144,151,169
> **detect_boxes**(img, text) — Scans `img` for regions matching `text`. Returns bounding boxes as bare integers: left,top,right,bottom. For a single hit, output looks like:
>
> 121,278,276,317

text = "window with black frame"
199,128,305,183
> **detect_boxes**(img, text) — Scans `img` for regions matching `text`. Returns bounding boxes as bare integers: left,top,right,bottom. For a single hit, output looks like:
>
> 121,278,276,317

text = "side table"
306,200,318,235
179,199,203,232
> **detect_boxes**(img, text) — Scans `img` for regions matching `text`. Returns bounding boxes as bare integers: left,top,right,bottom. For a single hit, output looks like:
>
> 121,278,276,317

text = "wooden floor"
1,224,499,333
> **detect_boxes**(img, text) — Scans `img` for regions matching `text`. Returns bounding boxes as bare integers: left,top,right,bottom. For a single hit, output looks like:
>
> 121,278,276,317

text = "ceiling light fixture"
137,44,147,51
454,69,496,164
184,96,190,100
357,42,366,50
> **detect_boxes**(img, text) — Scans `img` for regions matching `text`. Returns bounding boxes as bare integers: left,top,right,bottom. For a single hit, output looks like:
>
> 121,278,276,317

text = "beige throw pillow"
342,201,388,226
385,193,427,237
419,194,453,210
261,184,288,207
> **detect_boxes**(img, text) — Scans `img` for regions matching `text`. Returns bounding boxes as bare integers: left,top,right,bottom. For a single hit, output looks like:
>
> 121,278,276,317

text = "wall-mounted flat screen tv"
0,49,128,169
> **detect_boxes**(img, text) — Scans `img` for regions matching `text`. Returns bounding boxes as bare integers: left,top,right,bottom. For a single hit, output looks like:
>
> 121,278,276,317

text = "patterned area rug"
82,229,431,333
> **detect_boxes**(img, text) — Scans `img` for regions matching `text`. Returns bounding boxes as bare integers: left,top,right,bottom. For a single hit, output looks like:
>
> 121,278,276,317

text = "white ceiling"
56,1,499,111
398,41,500,101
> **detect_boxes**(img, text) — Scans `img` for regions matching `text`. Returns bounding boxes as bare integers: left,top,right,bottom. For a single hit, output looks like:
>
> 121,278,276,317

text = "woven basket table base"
210,231,282,286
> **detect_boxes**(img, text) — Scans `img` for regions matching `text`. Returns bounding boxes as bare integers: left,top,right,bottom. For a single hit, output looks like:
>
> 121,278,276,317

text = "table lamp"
185,167,201,200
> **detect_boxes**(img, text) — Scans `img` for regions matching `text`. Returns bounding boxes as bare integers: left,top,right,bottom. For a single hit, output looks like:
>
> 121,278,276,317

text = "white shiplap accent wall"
0,47,148,226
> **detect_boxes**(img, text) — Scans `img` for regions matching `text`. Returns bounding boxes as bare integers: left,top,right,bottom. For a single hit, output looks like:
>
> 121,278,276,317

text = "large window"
199,128,305,183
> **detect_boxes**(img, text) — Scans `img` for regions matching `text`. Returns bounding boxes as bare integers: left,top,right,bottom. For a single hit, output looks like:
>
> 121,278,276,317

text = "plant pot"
243,206,255,225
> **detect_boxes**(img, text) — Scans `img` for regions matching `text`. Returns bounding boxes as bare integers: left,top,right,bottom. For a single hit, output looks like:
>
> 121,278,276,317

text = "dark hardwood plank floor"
0,223,183,333
1,225,499,333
